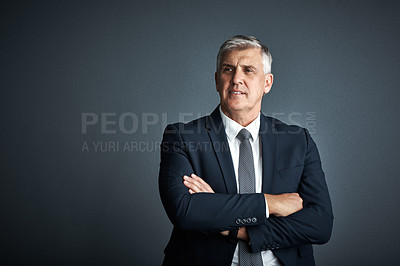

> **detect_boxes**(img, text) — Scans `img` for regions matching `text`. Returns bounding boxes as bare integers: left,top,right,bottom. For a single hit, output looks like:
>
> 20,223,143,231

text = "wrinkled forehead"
221,47,264,65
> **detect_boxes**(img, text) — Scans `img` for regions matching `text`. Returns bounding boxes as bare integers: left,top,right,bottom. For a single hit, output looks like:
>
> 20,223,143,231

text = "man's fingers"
183,176,201,192
184,180,201,193
184,175,202,188
265,192,303,217
191,173,203,181
191,174,207,186
183,175,205,193
220,230,229,236
183,174,214,193
191,174,214,192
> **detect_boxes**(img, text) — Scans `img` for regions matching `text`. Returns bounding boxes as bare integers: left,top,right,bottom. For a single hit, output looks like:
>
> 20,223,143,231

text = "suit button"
271,244,275,250
262,245,267,251
246,218,251,223
240,219,246,225
276,244,280,249
252,217,257,223
267,244,271,250
235,219,241,225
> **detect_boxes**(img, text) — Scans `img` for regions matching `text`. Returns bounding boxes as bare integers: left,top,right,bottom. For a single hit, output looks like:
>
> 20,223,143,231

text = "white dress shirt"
219,107,281,266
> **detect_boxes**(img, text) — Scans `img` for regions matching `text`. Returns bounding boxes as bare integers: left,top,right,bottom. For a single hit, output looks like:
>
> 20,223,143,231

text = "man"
159,35,333,266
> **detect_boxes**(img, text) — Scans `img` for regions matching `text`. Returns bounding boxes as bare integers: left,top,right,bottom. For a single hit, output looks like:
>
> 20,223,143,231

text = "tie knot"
237,128,252,142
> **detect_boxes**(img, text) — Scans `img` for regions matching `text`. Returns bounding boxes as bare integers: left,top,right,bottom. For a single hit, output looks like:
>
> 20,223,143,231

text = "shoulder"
162,115,210,144
166,115,208,134
261,114,318,155
261,113,314,149
262,114,306,135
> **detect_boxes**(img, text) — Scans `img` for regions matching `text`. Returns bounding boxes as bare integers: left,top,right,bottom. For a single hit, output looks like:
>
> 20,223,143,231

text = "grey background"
1,0,400,265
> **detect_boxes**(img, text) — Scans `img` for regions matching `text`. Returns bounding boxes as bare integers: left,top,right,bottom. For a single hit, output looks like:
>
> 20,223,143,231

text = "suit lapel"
206,107,237,194
260,114,278,194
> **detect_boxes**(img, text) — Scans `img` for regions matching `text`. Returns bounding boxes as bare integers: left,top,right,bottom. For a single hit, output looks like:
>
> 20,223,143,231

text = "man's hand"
183,174,215,194
183,175,302,232
183,174,245,239
237,226,249,241
265,193,303,217
219,227,249,241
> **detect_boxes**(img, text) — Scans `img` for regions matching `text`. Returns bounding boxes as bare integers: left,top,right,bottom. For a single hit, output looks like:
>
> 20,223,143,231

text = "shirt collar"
219,106,260,142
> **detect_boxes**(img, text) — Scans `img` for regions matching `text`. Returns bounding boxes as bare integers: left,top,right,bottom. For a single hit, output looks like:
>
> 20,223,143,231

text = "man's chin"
227,103,248,112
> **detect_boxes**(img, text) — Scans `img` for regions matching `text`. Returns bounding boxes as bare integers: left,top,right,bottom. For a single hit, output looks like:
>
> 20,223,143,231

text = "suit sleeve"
159,123,267,232
246,129,333,252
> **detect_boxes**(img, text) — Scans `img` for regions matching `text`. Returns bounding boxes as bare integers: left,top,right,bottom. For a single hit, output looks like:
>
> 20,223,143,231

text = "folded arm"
246,129,333,252
159,124,267,232
159,124,333,249
183,173,303,241
178,128,333,251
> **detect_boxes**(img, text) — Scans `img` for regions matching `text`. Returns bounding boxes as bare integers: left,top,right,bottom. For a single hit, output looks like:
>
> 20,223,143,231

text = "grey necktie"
237,128,263,266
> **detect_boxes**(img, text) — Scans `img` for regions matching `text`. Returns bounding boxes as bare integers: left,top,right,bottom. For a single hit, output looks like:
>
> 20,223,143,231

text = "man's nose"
231,69,244,85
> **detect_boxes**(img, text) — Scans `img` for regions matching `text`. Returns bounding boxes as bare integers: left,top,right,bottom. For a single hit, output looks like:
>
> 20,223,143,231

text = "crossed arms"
159,123,333,252
183,173,304,241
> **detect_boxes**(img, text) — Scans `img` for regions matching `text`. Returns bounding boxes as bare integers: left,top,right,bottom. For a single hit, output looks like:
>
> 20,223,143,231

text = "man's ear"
215,72,219,91
263,73,273,94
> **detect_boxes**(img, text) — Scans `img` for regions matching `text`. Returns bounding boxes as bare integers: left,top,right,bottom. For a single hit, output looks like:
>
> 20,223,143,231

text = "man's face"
215,48,273,119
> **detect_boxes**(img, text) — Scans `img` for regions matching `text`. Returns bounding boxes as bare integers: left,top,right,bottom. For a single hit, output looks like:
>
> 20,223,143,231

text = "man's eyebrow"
241,64,257,69
222,64,257,68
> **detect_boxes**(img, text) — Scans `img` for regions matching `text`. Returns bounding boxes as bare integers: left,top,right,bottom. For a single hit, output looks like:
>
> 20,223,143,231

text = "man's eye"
223,68,233,72
245,68,254,73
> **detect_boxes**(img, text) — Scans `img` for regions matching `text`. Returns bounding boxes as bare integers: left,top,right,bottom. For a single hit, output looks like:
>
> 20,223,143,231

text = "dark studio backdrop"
1,0,400,265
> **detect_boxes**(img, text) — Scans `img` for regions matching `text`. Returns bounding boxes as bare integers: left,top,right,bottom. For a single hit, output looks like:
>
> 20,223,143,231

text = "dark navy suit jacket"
159,107,333,266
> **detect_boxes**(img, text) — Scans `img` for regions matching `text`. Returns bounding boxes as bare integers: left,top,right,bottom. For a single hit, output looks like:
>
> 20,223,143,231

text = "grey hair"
216,35,273,74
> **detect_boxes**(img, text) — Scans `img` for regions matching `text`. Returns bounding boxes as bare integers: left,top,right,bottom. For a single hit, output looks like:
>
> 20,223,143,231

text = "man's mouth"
230,91,246,95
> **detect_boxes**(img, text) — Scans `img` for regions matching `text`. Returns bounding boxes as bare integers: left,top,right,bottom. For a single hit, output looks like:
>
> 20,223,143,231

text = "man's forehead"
221,47,263,64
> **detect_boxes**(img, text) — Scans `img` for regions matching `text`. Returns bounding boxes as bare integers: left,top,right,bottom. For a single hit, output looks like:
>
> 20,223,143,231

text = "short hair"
216,35,273,74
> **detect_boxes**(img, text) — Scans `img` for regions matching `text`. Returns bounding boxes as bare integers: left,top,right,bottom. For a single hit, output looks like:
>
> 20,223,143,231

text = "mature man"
159,35,333,266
